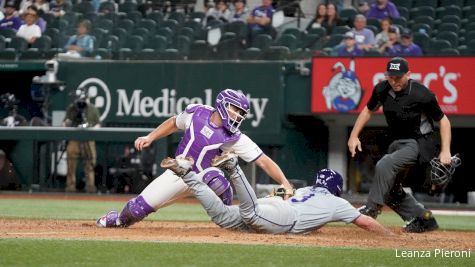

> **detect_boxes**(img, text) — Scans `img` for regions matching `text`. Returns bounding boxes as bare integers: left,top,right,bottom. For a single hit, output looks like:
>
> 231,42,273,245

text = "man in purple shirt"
247,0,275,38
388,29,423,56
0,1,22,31
366,0,400,20
337,31,364,57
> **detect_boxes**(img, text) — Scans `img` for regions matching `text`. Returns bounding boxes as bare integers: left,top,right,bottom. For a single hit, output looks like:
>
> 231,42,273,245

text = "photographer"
62,88,101,193
1,93,28,127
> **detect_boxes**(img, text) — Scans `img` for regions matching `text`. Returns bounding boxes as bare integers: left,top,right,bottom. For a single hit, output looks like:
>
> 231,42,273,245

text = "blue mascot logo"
323,60,362,112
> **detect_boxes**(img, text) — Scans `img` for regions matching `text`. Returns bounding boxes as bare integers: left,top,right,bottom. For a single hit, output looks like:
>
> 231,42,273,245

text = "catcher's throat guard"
429,153,461,194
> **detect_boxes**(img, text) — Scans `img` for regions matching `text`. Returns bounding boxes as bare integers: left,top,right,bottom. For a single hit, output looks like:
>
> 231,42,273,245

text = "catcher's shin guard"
118,196,155,227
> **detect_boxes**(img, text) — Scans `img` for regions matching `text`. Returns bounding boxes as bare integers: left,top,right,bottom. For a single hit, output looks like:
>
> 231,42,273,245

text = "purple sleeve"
413,44,423,56
266,7,274,18
12,17,23,31
366,5,377,19
388,2,400,18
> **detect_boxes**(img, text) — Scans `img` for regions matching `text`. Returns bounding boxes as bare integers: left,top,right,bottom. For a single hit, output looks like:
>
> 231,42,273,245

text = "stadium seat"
134,48,161,60
436,23,459,35
145,35,167,52
463,31,475,45
216,33,240,59
178,27,194,41
41,12,56,25
274,34,297,52
440,48,460,55
440,0,464,7
426,39,452,55
131,27,150,41
441,15,462,27
168,12,185,25
20,48,43,60
116,19,135,32
96,18,114,33
465,22,475,32
110,28,127,45
224,21,248,40
160,49,183,60
307,27,326,37
189,11,205,23
0,48,17,60
323,34,344,48
174,35,191,55
397,6,409,19
99,1,116,14
146,11,164,25
339,8,357,24
260,46,291,60
463,7,475,20
412,23,432,35
366,18,380,30
412,32,430,51
136,19,157,34
99,35,120,52
126,11,143,24
31,36,52,51
160,19,179,33
122,35,144,52
239,47,262,60
413,0,437,8
83,12,99,25
0,36,5,51
0,28,16,39
392,0,412,9
250,34,273,50
156,27,174,43
466,0,475,7
435,31,459,47
72,2,94,14
9,37,28,52
298,34,320,50
62,12,79,27
332,25,352,35
188,40,213,60
436,6,462,19
119,1,138,13
392,17,407,27
366,25,379,35
410,7,435,20
183,20,202,32
412,16,435,28
282,28,301,39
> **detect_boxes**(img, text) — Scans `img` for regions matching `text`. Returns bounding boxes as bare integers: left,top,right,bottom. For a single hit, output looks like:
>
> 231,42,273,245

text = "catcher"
160,154,393,235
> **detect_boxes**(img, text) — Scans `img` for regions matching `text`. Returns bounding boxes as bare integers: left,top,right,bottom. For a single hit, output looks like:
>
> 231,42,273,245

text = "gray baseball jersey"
182,166,361,234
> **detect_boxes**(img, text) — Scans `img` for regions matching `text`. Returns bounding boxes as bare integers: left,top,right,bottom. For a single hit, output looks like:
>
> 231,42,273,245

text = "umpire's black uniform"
365,71,445,221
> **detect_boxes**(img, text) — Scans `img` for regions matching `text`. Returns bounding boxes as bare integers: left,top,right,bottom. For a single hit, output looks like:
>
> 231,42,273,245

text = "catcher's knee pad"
384,183,406,209
201,167,233,205
118,195,155,227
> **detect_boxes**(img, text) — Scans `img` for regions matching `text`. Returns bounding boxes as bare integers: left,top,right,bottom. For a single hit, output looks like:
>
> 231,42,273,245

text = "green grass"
0,239,473,267
1,198,474,231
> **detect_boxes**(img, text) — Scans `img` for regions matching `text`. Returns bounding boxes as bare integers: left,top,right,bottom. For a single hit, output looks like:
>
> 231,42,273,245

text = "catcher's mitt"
268,187,295,199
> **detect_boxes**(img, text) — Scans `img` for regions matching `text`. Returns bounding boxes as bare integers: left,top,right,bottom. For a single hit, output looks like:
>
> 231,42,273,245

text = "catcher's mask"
430,154,461,186
314,168,343,197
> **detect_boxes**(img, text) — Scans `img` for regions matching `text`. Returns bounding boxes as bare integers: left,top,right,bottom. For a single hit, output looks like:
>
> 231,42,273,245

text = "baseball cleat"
96,210,121,228
357,205,382,219
212,152,238,172
403,211,439,233
160,156,194,176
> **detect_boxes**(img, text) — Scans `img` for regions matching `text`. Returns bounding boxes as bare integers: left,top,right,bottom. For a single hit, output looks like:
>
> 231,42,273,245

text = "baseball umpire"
160,154,393,235
347,57,453,233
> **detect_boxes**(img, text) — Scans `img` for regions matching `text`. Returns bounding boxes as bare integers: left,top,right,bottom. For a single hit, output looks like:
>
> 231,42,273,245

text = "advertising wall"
311,57,475,115
55,61,285,143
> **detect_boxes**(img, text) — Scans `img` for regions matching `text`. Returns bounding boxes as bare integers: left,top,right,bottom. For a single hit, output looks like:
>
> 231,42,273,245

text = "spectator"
388,28,422,56
321,3,344,35
20,0,49,15
0,149,21,190
305,3,326,31
366,0,399,20
337,31,364,56
63,88,101,193
247,0,275,38
26,5,46,32
357,0,370,16
64,20,94,57
0,1,22,31
325,0,343,14
229,0,248,23
352,14,375,51
49,0,71,18
375,17,396,47
378,25,399,54
206,0,231,23
16,7,41,44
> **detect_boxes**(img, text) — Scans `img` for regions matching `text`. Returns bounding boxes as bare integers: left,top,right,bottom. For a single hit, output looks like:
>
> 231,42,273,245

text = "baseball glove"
268,187,295,199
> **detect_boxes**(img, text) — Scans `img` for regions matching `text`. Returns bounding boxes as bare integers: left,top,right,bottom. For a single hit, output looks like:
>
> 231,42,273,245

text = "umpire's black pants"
368,139,427,221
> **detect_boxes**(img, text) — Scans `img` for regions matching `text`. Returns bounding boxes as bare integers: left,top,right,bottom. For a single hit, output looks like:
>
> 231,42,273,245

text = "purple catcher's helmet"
215,89,250,133
202,167,233,205
314,168,343,196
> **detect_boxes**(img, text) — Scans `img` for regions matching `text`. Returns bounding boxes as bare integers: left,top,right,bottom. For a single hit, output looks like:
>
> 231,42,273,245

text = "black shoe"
403,211,439,233
357,205,382,219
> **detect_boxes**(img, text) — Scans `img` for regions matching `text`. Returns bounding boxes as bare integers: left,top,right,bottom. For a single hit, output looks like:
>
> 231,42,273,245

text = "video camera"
64,87,89,128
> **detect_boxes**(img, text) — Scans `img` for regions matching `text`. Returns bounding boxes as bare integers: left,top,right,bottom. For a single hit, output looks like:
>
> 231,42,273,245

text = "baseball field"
0,193,474,267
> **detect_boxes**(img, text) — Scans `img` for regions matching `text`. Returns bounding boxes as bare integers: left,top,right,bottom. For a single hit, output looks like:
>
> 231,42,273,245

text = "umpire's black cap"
386,57,409,76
